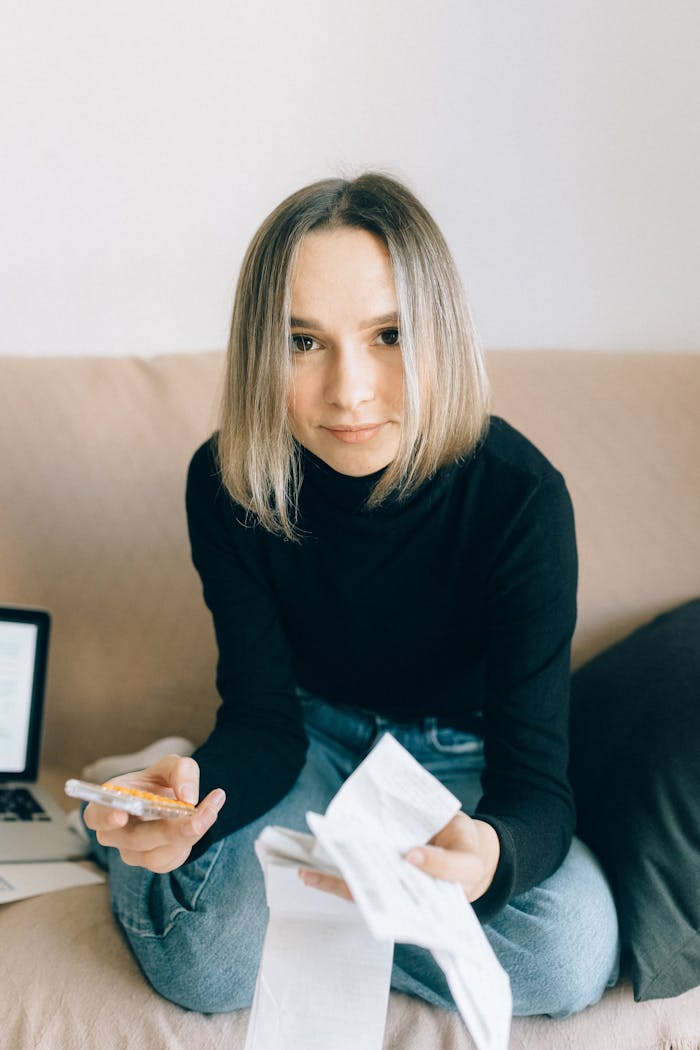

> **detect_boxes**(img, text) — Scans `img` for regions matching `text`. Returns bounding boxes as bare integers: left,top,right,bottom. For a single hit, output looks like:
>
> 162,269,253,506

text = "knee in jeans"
152,962,256,1014
529,844,619,1017
537,943,607,1018
123,913,261,1014
530,906,618,1018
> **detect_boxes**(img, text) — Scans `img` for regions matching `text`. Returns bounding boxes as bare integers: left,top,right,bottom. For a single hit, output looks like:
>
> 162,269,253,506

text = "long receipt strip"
245,733,511,1050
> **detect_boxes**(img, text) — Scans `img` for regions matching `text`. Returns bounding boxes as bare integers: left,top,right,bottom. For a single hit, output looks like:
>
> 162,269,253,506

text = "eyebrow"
289,312,399,331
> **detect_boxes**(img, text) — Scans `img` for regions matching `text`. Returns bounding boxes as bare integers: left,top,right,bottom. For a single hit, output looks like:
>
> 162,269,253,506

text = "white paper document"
245,734,511,1050
0,861,104,903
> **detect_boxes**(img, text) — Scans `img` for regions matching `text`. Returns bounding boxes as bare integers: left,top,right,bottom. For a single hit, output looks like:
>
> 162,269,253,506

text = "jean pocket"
112,838,225,940
425,719,484,755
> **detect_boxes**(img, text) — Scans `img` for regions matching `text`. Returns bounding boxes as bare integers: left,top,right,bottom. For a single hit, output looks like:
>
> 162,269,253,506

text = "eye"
376,328,400,347
289,334,319,354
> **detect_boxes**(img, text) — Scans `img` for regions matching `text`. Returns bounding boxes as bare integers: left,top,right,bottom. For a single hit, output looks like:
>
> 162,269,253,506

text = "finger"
83,802,129,832
145,788,225,845
127,791,226,872
186,788,227,840
298,869,354,902
120,842,194,875
172,755,200,805
404,844,482,886
134,754,200,804
105,790,226,870
97,813,188,852
429,811,478,851
95,789,225,851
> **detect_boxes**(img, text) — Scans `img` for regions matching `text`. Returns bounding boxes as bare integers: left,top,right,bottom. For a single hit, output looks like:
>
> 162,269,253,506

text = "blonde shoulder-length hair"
217,172,490,541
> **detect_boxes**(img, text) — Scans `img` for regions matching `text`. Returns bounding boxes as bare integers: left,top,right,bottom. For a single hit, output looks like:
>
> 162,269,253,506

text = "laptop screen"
0,609,50,780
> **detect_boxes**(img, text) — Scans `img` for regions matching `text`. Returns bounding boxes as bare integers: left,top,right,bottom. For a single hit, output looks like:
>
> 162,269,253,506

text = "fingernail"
179,784,198,805
300,870,320,886
406,849,424,865
210,789,226,810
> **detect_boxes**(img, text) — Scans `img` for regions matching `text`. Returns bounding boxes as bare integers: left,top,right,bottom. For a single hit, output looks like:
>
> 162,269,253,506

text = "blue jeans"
88,693,620,1018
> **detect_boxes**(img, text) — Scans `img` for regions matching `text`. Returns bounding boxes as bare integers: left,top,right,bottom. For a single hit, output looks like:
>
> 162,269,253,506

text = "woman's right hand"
82,754,226,873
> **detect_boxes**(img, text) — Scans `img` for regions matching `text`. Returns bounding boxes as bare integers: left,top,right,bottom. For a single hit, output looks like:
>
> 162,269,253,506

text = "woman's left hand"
299,811,500,903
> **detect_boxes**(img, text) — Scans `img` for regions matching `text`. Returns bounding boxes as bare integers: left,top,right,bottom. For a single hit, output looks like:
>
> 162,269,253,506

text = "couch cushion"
569,599,700,1000
2,871,700,1049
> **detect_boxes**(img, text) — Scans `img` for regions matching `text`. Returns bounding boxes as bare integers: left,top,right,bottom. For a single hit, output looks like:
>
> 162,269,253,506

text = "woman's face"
287,226,403,477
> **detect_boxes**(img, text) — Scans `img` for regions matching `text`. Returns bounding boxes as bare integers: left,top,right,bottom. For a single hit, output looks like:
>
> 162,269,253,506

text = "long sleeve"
472,472,578,922
184,440,308,860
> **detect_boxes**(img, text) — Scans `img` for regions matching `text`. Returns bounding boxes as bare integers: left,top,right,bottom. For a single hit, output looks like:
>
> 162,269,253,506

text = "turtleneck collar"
296,441,458,519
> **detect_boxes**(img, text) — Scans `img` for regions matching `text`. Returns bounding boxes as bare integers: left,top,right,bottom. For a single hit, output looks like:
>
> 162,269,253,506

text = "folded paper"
245,733,511,1050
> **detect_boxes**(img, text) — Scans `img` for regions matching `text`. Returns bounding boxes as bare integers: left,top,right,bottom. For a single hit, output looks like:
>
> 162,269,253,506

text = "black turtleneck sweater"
185,416,578,922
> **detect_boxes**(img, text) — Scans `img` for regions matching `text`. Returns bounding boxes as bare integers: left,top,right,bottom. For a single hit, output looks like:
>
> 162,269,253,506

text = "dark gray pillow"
569,599,700,1001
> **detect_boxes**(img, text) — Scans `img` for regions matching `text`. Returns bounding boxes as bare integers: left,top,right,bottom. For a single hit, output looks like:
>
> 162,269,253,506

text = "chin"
331,458,386,477
323,445,397,477
296,425,400,476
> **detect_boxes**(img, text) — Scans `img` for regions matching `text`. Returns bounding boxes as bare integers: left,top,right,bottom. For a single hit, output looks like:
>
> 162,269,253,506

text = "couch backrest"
1,353,224,769
1,350,698,769
489,351,700,667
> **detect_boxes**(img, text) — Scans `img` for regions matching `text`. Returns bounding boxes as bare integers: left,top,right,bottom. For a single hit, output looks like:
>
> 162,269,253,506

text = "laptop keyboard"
0,787,50,821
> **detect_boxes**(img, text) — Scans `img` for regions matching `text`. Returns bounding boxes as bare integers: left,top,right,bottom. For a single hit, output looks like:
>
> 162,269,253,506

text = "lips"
323,423,386,444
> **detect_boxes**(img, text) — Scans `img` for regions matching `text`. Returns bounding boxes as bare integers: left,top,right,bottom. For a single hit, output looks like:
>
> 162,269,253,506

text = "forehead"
290,227,397,316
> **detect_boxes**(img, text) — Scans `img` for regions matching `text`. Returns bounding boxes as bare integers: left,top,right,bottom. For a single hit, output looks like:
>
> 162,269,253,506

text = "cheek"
389,363,404,410
287,369,315,425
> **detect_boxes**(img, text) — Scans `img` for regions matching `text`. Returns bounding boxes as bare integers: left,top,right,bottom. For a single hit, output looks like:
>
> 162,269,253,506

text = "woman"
84,172,619,1018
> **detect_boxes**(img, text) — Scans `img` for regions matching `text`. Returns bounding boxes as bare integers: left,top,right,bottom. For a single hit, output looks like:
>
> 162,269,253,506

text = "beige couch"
1,349,699,1050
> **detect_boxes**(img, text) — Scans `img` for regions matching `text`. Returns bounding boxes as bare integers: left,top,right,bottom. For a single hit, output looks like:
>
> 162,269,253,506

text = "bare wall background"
1,0,699,357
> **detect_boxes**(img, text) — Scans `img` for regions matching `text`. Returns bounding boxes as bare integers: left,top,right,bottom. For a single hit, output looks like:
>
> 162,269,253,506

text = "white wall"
2,0,698,357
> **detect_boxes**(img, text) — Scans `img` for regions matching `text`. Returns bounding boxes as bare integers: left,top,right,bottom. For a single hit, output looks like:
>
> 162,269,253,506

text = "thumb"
146,754,200,806
186,788,227,840
172,756,200,805
404,844,482,886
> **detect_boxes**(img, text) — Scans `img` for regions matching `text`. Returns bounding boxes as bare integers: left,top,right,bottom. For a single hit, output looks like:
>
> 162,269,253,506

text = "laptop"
0,606,88,861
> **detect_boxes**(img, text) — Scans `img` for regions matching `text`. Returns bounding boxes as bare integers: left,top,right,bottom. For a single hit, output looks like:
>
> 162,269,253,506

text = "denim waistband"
295,686,484,759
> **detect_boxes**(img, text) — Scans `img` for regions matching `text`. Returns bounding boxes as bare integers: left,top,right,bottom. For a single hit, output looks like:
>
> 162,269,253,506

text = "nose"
323,348,375,411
